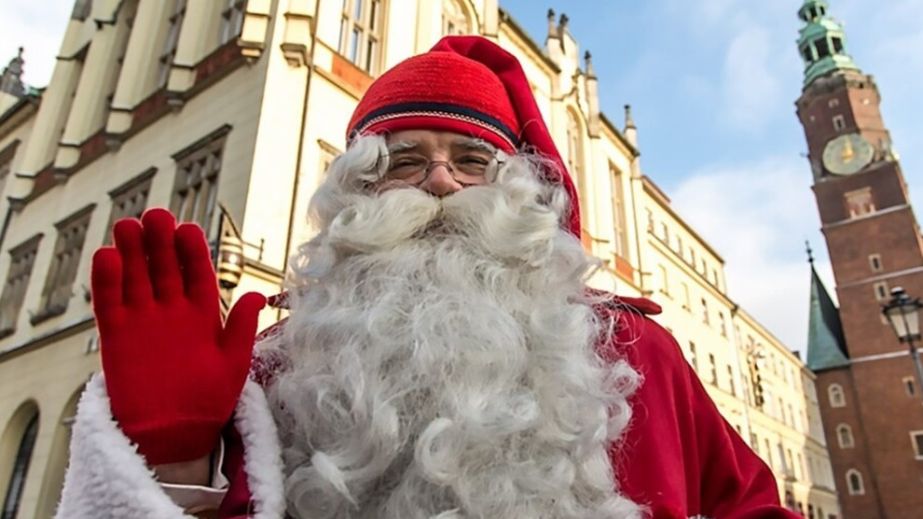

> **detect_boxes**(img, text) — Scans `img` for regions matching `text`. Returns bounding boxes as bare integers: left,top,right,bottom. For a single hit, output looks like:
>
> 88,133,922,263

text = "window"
912,431,923,459
828,98,840,109
701,298,710,325
846,469,865,495
157,0,187,87
868,254,882,272
171,125,230,237
837,423,854,448
681,283,690,311
873,281,889,301
844,187,875,218
660,222,669,243
442,0,471,35
219,0,246,44
708,353,717,384
105,169,155,244
727,365,736,396
33,206,94,323
338,0,384,74
610,165,629,257
832,37,843,53
645,209,654,232
1,412,39,519
832,114,846,131
718,311,727,337
815,38,830,59
0,235,41,337
750,433,759,452
689,342,698,372
676,235,683,255
690,247,696,265
905,377,917,397
828,384,845,407
788,404,795,428
764,439,773,469
658,264,669,296
797,453,804,480
566,112,586,215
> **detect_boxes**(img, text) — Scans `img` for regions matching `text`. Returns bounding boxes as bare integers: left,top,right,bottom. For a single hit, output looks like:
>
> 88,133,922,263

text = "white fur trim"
55,375,287,518
235,379,286,518
688,515,714,519
55,374,189,518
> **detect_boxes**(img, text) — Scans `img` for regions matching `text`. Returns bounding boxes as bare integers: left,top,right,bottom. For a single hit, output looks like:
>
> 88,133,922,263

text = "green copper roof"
796,0,860,87
806,264,850,371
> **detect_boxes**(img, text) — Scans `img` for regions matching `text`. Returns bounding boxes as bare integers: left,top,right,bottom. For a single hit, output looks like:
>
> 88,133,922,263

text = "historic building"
797,1,923,518
0,1,837,517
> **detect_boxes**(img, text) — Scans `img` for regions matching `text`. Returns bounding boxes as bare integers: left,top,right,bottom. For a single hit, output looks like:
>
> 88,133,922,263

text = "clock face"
822,133,874,175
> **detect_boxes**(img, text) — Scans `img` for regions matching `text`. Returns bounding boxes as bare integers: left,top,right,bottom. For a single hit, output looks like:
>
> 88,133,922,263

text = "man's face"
380,130,499,196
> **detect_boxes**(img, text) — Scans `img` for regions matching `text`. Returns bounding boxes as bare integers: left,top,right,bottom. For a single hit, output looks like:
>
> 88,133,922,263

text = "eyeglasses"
377,152,504,186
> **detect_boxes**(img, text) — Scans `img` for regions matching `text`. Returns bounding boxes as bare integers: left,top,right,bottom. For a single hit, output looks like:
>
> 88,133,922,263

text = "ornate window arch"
846,468,865,495
828,383,846,408
442,0,472,35
1,402,40,519
837,423,854,448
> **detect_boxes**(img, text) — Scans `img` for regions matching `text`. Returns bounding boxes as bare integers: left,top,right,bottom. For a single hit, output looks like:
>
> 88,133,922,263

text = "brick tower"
797,1,923,518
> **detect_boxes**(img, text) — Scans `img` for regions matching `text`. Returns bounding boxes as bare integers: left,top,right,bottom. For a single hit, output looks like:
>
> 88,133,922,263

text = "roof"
806,263,850,371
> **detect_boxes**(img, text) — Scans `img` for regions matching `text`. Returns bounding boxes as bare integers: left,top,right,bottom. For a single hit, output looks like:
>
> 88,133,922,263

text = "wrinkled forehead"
385,129,497,154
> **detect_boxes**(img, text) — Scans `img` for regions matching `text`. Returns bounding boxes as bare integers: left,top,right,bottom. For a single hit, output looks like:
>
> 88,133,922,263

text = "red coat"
216,297,799,518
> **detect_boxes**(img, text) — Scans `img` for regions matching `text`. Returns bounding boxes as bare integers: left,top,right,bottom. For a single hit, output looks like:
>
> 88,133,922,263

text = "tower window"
912,431,923,459
832,115,846,131
832,37,844,53
837,423,855,448
846,469,865,495
844,187,875,218
801,45,812,62
874,282,889,300
868,254,882,272
815,38,831,59
828,383,846,408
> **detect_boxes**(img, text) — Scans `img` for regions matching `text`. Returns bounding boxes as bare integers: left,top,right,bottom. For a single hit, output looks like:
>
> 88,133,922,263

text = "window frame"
170,125,231,239
0,234,43,337
837,423,855,449
338,0,385,75
828,383,846,408
105,168,156,244
32,205,95,324
846,468,865,495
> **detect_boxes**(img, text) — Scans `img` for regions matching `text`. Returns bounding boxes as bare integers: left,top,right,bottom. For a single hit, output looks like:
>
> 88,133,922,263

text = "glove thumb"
221,292,267,375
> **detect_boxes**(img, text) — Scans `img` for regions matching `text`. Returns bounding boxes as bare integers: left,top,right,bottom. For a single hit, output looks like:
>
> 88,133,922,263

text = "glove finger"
221,292,266,376
113,218,154,305
175,223,220,306
91,247,123,315
141,208,184,301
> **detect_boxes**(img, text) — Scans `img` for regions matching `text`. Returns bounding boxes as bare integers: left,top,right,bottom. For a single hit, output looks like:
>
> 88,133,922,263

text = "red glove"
91,208,265,465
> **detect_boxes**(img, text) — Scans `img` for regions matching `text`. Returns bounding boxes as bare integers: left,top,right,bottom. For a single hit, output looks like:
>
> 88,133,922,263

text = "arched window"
2,411,39,519
828,383,846,408
846,468,865,495
442,0,471,36
837,423,854,448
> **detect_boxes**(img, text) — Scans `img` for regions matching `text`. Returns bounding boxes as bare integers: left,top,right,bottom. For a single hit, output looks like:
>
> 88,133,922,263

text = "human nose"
419,162,463,197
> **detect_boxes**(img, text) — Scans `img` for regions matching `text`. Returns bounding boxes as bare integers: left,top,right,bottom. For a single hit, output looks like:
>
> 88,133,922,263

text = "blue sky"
2,0,922,354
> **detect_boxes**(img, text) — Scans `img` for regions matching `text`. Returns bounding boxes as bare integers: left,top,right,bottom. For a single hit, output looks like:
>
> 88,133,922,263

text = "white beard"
263,137,642,519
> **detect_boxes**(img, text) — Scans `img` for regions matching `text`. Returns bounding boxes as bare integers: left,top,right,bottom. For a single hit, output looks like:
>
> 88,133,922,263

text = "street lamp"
881,286,923,402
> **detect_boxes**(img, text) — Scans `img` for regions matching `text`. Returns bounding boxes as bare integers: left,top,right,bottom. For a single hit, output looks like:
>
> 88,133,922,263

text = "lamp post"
881,286,923,402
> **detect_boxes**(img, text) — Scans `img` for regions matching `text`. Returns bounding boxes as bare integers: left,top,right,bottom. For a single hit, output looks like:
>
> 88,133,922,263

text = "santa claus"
55,37,797,518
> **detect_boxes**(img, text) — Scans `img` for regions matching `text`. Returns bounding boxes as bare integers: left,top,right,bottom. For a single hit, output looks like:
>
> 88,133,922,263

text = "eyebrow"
452,137,496,153
386,141,419,154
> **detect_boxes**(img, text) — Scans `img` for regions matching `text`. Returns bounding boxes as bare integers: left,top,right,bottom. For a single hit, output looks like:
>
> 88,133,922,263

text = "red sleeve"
604,307,800,519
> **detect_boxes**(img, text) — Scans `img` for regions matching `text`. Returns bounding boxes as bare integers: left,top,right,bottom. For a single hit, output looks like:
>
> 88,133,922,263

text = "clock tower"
797,1,923,518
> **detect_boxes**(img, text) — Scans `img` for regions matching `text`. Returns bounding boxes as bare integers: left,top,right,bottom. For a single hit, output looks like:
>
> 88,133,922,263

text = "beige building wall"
640,176,841,516
0,0,836,517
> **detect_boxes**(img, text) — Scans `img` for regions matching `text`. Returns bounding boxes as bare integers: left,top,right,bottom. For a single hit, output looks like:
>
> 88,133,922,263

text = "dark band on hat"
351,101,520,148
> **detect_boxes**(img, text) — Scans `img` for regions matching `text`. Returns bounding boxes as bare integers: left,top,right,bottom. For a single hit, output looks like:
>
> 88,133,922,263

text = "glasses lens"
386,155,428,181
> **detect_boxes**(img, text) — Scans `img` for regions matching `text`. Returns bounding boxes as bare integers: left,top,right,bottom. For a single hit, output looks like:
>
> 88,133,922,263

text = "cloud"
719,26,783,131
668,155,836,355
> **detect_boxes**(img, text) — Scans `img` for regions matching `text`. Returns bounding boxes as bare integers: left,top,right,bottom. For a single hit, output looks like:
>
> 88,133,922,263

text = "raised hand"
91,208,265,465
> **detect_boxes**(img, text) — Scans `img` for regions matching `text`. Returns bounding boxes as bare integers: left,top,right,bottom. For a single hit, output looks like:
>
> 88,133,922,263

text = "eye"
457,154,490,165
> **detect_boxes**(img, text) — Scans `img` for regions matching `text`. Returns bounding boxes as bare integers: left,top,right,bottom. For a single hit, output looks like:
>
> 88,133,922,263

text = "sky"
1,0,922,355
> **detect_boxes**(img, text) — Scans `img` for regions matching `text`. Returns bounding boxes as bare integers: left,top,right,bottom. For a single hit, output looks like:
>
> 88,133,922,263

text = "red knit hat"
347,36,580,237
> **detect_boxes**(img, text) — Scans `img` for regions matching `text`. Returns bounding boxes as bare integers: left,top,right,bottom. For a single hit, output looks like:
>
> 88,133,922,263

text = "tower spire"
796,0,859,87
